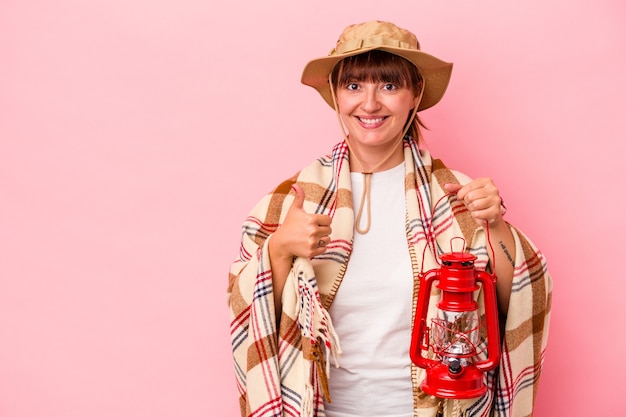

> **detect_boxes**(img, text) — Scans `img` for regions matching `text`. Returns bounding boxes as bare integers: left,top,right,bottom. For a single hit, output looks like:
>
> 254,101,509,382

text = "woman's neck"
348,140,404,173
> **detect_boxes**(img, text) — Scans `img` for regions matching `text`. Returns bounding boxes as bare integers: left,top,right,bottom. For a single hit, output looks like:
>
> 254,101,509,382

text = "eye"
381,83,398,91
344,82,359,91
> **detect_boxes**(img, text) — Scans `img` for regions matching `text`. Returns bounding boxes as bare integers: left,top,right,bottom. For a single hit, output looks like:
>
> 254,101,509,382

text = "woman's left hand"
443,178,506,227
445,178,514,314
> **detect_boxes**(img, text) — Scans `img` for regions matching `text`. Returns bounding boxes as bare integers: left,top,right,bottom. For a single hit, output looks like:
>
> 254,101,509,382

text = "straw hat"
301,20,453,112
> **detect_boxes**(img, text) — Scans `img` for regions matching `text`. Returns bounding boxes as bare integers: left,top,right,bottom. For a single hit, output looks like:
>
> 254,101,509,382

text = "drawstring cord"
328,73,424,233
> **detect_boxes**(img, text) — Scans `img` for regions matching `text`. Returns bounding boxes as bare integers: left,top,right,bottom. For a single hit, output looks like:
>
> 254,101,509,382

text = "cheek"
336,96,357,116
393,97,416,116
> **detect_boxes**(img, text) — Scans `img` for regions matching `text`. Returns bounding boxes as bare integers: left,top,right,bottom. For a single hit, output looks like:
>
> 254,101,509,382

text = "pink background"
1,1,624,416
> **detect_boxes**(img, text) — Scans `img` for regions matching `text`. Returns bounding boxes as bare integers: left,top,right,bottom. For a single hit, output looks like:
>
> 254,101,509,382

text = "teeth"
359,117,384,125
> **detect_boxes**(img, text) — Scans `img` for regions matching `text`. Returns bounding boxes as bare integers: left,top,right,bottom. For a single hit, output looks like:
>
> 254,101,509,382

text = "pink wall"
1,1,624,416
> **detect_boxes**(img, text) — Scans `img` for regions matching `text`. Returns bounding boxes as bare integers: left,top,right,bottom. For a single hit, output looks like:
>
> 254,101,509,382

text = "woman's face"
335,79,416,155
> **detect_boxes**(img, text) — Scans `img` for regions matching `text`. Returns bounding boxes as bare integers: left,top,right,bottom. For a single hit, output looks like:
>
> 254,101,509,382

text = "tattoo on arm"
499,240,515,267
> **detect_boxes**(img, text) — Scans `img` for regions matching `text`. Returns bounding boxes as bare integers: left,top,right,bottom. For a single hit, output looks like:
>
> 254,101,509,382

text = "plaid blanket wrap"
228,137,552,417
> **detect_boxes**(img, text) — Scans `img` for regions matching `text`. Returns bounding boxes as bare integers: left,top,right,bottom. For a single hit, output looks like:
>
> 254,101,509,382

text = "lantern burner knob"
448,359,462,375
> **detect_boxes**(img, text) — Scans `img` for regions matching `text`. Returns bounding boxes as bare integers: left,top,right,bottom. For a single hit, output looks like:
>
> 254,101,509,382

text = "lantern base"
421,364,487,399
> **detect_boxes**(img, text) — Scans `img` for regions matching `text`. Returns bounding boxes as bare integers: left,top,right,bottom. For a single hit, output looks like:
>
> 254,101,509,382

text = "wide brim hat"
301,20,453,112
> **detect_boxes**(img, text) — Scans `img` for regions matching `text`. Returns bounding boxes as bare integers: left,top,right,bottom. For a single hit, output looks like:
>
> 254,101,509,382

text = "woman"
228,21,552,417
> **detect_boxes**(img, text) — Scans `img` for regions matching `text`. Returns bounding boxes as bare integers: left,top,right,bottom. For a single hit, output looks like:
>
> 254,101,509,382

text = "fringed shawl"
228,137,552,417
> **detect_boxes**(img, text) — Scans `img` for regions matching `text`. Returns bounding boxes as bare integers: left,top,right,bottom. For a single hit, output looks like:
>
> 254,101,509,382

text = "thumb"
290,184,306,210
443,183,462,194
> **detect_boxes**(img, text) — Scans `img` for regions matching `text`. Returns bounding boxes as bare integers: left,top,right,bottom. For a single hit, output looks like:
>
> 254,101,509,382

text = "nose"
360,87,381,113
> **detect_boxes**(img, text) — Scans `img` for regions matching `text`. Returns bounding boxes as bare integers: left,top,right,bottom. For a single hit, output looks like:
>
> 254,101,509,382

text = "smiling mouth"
357,116,387,125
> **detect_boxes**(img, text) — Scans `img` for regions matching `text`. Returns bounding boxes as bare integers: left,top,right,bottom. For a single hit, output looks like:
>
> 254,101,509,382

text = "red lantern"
410,243,500,399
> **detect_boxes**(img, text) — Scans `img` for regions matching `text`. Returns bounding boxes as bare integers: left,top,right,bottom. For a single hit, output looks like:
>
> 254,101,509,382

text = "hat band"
331,36,415,55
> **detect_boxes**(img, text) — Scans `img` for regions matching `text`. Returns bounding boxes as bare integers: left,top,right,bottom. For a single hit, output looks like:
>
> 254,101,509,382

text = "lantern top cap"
440,252,477,263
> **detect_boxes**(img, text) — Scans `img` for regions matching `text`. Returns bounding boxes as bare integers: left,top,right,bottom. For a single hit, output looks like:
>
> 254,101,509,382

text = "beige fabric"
228,137,552,417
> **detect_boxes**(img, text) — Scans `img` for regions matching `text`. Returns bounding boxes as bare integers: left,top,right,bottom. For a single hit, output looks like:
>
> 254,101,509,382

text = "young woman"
228,20,552,417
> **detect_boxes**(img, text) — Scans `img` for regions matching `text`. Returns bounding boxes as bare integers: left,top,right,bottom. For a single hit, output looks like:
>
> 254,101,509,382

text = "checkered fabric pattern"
227,137,552,417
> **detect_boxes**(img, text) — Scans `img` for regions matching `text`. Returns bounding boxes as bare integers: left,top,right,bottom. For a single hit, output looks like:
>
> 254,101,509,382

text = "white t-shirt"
325,163,414,417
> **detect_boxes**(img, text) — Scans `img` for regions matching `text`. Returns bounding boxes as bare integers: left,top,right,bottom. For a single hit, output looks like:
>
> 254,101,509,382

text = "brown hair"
330,50,425,142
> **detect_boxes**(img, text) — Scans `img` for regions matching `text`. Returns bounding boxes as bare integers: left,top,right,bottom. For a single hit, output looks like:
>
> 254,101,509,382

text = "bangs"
332,50,422,92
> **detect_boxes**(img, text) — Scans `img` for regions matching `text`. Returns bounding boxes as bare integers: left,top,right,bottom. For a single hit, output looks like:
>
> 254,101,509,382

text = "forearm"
267,234,293,318
487,221,515,315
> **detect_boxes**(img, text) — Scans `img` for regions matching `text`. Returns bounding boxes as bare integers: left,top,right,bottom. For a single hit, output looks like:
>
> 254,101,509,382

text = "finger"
318,226,333,236
314,214,333,227
443,183,463,194
314,224,332,236
444,182,475,202
465,206,490,223
456,178,495,200
465,194,492,211
290,184,305,210
500,202,507,217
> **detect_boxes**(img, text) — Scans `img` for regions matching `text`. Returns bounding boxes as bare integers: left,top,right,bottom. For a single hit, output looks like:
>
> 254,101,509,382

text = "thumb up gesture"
270,184,333,261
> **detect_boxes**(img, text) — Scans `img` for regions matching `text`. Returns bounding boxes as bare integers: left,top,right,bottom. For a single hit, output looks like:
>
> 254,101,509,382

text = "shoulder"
450,169,472,185
269,152,334,193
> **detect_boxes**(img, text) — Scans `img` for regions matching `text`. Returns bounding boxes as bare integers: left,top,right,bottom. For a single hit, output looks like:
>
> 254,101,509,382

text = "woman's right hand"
268,184,332,316
269,184,332,261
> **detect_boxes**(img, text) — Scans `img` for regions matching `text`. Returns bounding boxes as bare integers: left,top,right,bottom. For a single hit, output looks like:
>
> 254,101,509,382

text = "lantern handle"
409,268,440,369
475,270,501,371
485,219,496,275
449,236,466,253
